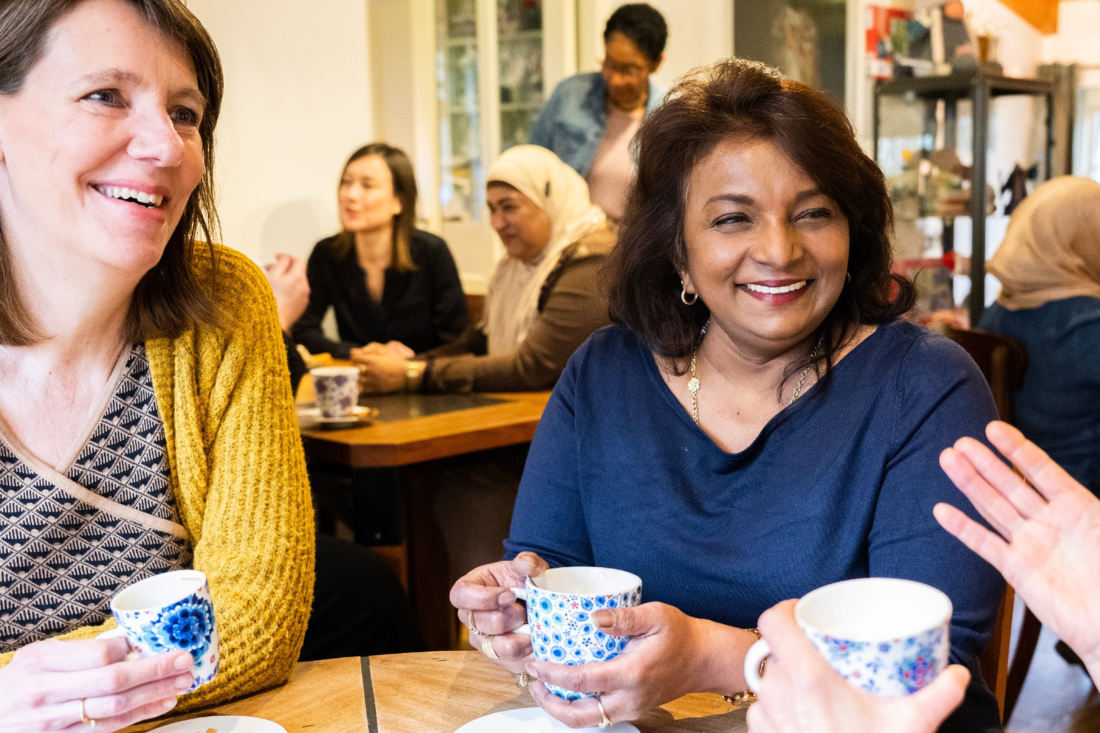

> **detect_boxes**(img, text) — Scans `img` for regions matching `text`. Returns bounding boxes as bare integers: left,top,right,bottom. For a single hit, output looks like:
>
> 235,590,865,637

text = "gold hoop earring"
680,281,698,306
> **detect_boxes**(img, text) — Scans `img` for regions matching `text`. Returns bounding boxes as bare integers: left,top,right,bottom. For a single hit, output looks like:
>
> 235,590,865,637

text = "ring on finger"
481,633,500,660
467,609,482,636
595,693,612,729
79,698,97,728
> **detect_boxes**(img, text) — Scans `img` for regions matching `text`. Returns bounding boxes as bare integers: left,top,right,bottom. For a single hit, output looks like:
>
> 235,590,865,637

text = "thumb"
511,552,550,579
591,602,664,637
898,665,970,733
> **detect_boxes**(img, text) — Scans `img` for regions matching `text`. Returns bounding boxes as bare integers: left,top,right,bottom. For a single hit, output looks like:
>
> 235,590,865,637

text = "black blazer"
291,230,468,358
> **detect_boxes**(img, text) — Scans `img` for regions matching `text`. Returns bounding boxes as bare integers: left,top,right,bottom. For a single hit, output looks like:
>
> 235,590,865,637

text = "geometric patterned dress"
0,343,192,652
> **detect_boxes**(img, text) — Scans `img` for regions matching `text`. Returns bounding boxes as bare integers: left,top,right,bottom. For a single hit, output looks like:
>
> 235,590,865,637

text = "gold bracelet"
723,628,763,707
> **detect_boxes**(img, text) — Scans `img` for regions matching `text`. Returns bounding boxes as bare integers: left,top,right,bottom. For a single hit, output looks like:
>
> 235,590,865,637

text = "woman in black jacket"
292,143,467,358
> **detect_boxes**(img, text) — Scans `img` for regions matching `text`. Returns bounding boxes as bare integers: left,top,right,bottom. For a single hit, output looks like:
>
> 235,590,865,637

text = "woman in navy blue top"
450,59,1003,733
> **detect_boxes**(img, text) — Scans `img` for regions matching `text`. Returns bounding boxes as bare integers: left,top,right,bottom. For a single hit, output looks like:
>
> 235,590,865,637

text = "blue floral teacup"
99,570,219,692
745,578,952,697
510,566,642,700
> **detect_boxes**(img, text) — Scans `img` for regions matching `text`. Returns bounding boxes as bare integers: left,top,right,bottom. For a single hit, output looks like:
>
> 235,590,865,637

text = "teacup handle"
743,639,772,691
96,628,140,661
508,587,531,636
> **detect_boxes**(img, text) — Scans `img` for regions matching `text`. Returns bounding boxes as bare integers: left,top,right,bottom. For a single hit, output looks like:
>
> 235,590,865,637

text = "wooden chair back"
936,324,1028,720
937,324,1027,422
465,293,485,328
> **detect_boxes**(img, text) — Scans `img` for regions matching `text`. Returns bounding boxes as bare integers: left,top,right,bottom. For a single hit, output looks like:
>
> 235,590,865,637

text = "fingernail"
162,697,178,712
174,674,193,691
593,610,614,628
499,591,516,605
525,663,538,677
174,653,194,671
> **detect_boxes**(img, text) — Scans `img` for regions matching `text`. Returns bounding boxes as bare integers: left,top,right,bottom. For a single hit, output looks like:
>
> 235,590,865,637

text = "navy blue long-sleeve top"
505,321,1005,732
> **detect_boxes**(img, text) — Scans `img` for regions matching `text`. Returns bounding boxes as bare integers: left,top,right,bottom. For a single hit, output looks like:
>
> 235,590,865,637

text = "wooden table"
298,384,551,651
125,652,747,733
299,391,551,468
122,657,368,732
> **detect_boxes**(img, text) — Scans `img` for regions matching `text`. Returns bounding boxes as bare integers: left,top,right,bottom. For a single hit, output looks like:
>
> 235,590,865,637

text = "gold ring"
467,609,482,636
514,671,530,689
79,698,97,728
481,634,499,660
595,693,612,729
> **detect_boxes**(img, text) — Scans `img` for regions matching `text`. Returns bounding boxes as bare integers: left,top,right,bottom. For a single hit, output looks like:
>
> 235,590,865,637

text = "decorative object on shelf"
874,71,1054,326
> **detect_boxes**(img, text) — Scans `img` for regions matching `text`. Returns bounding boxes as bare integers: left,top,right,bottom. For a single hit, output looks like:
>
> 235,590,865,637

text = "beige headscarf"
483,145,606,355
989,176,1100,310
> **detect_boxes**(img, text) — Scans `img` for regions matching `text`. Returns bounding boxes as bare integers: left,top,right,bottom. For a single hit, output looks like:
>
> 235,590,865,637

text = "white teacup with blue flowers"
98,570,219,692
745,577,952,697
510,566,642,700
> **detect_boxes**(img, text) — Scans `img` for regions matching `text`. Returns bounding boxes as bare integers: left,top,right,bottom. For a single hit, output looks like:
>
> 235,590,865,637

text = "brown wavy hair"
607,58,914,380
0,0,225,346
330,143,418,272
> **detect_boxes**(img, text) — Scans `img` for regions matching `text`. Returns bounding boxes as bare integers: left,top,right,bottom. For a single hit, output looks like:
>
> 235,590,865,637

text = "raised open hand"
936,421,1100,677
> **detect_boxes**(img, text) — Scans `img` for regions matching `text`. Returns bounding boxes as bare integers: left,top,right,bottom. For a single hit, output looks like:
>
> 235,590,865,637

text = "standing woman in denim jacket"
529,3,667,223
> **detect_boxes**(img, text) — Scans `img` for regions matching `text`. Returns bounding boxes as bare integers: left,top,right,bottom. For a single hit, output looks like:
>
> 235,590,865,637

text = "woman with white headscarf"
355,145,615,393
980,175,1100,497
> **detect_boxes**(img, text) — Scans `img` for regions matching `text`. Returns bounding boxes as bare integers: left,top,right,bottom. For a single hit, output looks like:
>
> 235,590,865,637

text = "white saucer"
150,716,287,733
455,707,640,733
297,405,374,427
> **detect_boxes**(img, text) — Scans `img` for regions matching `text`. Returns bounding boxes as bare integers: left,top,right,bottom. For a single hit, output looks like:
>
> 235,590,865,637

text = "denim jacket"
529,72,666,177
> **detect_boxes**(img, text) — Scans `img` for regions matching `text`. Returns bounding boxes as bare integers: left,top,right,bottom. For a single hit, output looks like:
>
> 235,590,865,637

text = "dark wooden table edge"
361,656,378,733
302,424,540,468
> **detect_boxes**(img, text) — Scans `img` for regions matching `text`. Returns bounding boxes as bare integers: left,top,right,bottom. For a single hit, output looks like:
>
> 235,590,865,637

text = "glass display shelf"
874,70,1054,326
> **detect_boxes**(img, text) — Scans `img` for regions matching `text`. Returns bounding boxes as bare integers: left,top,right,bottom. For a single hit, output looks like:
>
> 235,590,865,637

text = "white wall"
1041,0,1100,74
187,0,373,264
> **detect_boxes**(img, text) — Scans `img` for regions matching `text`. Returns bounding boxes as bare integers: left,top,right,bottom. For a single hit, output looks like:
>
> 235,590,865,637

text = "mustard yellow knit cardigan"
0,244,316,711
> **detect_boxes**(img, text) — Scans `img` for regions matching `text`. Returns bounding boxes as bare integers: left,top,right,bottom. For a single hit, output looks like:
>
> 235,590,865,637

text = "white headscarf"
483,145,606,355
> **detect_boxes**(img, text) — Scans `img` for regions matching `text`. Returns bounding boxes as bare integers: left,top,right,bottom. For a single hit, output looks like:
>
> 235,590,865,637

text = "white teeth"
95,185,164,208
745,280,808,295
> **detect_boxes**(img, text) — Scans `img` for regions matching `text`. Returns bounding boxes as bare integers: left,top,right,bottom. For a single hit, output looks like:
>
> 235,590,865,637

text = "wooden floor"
1005,596,1100,732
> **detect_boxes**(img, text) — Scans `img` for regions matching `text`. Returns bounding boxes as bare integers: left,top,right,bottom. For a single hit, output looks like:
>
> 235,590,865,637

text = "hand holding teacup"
98,570,220,693
0,637,193,733
451,552,551,674
0,570,216,733
746,598,971,733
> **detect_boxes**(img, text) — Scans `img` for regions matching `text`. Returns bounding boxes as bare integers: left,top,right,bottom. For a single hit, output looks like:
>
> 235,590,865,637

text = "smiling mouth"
743,280,808,295
94,185,165,209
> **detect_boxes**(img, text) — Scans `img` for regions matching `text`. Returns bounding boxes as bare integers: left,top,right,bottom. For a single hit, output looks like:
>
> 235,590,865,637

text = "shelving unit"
873,71,1054,326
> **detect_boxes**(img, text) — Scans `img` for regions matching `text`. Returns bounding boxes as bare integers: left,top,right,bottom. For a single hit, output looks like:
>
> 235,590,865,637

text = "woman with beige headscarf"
980,175,1100,497
355,145,615,393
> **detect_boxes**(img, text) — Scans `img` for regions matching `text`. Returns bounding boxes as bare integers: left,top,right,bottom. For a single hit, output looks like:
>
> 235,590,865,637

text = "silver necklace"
688,320,824,426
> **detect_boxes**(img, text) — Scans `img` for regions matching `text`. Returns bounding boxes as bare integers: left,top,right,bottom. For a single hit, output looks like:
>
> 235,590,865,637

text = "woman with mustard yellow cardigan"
0,0,312,730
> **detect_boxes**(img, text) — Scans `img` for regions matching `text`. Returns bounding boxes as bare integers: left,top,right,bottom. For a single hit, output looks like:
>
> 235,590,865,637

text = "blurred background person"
292,143,467,359
263,253,424,661
530,3,667,223
355,145,614,395
265,252,310,391
980,176,1100,499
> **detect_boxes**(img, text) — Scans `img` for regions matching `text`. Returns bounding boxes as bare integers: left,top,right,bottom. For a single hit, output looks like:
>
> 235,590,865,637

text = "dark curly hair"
607,58,914,382
604,3,667,63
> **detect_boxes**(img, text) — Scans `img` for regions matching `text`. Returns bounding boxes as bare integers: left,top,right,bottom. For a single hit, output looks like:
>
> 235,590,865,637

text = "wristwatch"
723,628,764,706
404,360,426,392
